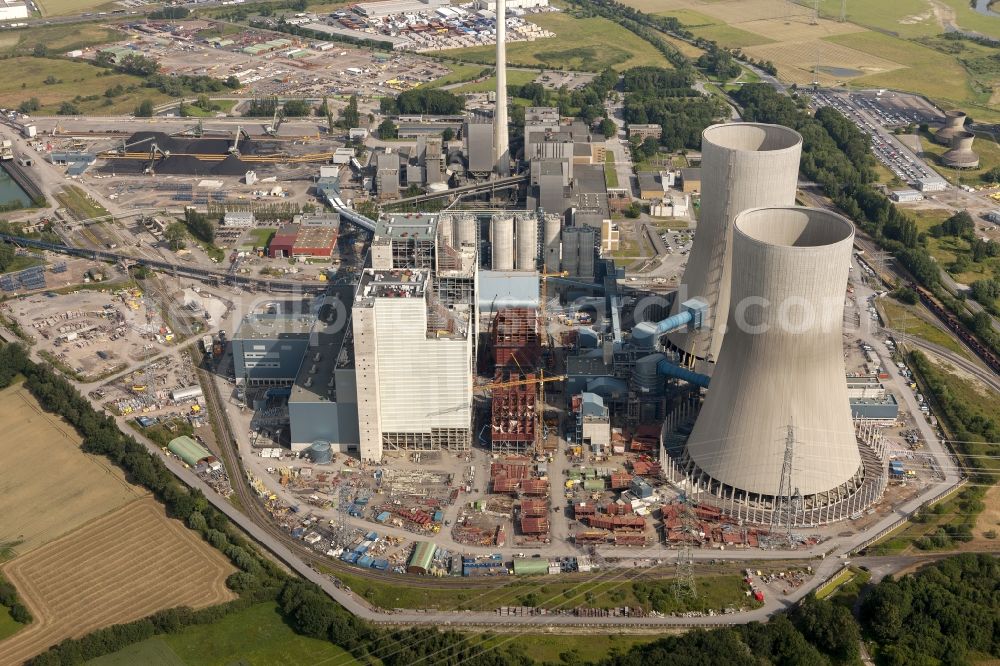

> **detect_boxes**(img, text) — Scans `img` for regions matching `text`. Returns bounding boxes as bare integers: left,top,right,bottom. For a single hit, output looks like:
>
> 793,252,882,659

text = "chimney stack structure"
494,0,510,176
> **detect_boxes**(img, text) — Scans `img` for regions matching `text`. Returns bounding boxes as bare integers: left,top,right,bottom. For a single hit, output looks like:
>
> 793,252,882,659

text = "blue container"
357,555,374,568
372,559,389,570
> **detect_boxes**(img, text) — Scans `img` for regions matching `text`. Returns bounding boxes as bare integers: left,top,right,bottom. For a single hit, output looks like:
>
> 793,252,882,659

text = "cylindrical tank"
439,212,455,248
934,110,967,145
560,226,580,277
309,440,333,464
667,123,802,361
515,213,538,271
491,214,515,271
685,207,861,500
455,213,477,248
941,131,980,168
543,213,561,273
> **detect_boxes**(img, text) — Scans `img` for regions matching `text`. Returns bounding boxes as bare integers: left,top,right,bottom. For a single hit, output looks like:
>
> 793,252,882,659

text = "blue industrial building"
232,313,314,386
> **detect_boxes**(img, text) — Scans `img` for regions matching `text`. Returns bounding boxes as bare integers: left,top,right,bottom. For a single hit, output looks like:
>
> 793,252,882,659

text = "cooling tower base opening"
661,418,889,528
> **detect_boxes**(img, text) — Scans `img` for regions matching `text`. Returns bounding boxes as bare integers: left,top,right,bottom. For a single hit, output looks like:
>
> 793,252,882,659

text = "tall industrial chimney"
494,0,510,176
667,123,802,361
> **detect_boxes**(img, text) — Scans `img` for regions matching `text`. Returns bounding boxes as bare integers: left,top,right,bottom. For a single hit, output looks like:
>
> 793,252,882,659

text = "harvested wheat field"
0,385,145,557
0,499,235,665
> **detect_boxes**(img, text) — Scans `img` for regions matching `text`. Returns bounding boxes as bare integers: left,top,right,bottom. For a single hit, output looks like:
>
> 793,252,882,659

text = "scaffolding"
490,369,537,455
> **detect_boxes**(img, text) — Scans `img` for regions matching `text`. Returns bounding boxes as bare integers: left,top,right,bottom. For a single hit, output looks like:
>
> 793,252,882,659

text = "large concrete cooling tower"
941,131,980,169
934,110,967,145
678,207,870,525
667,123,802,361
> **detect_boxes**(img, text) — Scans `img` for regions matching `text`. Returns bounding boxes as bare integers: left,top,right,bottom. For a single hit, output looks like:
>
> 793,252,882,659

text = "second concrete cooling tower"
667,123,802,361
681,207,867,524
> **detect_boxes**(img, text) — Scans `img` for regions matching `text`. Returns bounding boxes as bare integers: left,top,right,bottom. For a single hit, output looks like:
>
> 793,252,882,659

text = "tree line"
621,66,727,151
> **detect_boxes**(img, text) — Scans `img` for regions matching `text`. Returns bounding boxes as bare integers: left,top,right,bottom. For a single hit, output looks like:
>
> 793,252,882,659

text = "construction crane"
479,373,566,392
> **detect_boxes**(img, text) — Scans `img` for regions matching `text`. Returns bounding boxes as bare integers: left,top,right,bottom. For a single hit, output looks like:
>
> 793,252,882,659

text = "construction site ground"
7,287,177,381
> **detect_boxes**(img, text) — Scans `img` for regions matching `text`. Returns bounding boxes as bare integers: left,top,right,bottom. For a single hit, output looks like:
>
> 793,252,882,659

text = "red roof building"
268,224,299,258
520,517,549,534
520,499,548,517
292,225,337,257
520,479,549,497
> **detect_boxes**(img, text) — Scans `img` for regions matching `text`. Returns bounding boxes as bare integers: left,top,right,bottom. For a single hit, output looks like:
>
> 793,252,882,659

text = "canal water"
0,164,32,208
973,0,1000,18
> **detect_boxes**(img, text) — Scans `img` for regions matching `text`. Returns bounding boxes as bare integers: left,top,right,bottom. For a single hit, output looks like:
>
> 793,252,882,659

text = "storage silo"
455,213,477,248
439,212,455,248
560,226,580,276
491,214,515,271
941,131,980,169
667,123,802,362
934,110,967,145
515,213,538,271
682,207,865,525
543,213,562,273
309,440,333,464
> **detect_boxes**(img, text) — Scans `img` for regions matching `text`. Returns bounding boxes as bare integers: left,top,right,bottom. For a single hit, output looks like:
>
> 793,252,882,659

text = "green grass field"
605,152,619,188
826,32,972,105
178,99,237,117
55,185,110,222
87,603,358,666
336,570,756,615
0,605,25,642
937,0,1000,40
244,227,276,249
439,13,671,72
690,23,775,48
0,24,124,56
425,63,491,88
453,69,539,93
879,297,971,356
804,0,943,38
0,57,172,116
905,206,999,285
35,0,117,16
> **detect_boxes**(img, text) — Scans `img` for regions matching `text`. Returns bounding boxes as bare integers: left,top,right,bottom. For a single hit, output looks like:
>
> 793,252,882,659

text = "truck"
201,334,214,354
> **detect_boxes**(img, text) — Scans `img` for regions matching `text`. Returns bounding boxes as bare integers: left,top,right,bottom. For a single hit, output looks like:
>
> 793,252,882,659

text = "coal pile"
98,132,281,176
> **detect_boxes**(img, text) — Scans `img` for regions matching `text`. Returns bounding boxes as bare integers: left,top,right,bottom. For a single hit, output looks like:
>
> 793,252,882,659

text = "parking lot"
810,90,940,188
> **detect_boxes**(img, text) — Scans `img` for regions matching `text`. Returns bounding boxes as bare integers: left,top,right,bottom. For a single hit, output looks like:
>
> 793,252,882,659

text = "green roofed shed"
168,435,211,466
407,541,435,574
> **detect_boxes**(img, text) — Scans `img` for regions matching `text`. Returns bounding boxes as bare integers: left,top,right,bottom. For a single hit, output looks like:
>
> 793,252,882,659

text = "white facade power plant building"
668,207,885,526
668,123,803,361
352,269,472,463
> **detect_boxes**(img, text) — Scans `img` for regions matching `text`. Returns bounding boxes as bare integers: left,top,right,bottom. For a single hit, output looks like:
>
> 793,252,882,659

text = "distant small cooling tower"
934,110,967,146
667,123,802,361
941,131,980,169
674,207,879,526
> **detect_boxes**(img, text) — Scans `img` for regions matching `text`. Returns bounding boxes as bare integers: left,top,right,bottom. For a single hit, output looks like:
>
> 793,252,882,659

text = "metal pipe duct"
667,123,802,361
684,207,861,498
655,357,710,388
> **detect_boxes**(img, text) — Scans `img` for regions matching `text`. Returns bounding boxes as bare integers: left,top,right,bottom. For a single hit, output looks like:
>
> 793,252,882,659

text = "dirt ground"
0,499,236,665
0,385,144,557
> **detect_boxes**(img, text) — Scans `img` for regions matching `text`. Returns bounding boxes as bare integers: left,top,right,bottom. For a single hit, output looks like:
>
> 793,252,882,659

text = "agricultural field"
0,385,144,557
0,499,235,665
35,0,117,16
620,0,1000,120
87,603,357,666
0,57,172,116
0,24,125,57
439,13,672,72
825,32,975,109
